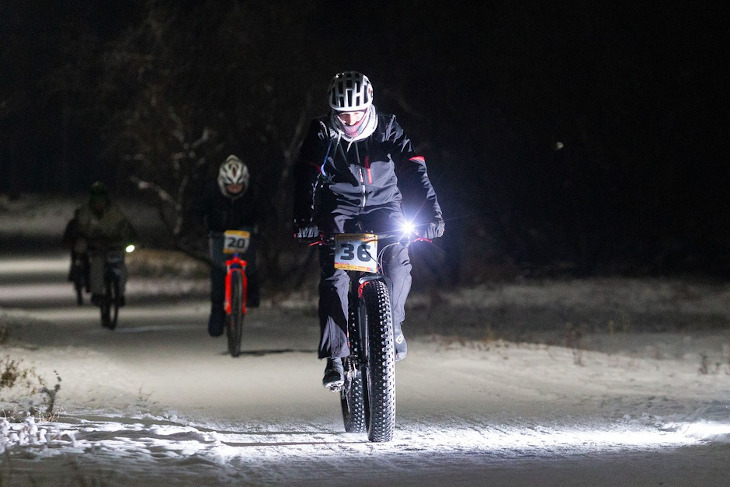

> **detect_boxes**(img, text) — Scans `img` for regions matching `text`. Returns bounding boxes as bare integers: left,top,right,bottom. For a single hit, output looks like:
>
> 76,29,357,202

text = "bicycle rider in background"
62,207,90,303
75,181,137,307
189,155,266,337
293,71,445,388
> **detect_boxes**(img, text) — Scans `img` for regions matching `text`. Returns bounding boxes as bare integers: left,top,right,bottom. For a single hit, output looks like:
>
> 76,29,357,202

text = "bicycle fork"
224,254,248,315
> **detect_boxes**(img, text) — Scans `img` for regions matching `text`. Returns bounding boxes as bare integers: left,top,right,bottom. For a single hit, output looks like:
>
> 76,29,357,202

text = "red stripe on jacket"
365,155,372,183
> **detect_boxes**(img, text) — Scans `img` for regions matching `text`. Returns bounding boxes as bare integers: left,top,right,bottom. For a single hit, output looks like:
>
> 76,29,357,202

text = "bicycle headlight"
400,220,416,236
125,244,136,253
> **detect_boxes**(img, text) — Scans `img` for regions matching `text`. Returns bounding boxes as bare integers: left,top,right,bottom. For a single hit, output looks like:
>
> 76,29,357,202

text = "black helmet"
90,181,108,198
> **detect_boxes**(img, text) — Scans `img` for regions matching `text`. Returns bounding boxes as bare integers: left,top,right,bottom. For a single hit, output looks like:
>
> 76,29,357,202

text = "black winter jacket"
190,180,265,234
294,111,442,227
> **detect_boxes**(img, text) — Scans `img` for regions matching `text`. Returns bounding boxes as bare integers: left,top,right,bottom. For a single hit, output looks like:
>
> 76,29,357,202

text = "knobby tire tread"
227,271,244,357
101,273,111,328
362,280,396,442
109,276,119,330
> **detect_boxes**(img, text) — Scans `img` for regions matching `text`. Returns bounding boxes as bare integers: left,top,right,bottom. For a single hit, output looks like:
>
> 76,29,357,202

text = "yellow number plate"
223,230,251,254
334,233,377,273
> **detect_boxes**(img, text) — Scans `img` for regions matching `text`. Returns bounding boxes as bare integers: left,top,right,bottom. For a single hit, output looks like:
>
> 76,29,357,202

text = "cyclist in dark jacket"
294,71,445,388
190,155,265,336
75,182,136,307
62,207,89,295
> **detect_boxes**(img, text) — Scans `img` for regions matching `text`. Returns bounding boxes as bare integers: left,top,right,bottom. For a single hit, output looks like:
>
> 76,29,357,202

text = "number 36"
339,243,372,261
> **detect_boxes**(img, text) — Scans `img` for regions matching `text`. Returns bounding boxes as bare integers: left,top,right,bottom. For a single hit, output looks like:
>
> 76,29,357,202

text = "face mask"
330,105,377,142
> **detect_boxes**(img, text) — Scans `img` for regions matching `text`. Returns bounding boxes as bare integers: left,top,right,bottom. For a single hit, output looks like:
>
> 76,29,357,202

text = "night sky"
1,1,727,277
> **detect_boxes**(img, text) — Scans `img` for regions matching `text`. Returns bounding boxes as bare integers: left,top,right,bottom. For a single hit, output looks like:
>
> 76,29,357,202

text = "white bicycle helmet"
217,155,250,197
328,71,373,111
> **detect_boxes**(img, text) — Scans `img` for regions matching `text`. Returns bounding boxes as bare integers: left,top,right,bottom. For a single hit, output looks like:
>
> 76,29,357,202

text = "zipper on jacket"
355,143,367,207
337,137,369,208
358,167,366,207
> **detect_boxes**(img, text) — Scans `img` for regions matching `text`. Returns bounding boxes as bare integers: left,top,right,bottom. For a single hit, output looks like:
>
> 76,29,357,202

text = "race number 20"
223,230,251,254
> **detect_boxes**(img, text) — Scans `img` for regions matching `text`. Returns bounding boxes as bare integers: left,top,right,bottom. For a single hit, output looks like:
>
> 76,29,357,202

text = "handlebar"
209,227,256,239
302,232,432,248
89,243,134,253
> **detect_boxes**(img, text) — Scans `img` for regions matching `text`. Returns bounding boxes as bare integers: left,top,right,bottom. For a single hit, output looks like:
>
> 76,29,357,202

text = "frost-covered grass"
126,248,208,279
0,339,62,424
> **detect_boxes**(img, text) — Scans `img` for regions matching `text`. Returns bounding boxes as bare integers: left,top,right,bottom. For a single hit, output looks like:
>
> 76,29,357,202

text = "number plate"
223,230,251,254
334,233,377,272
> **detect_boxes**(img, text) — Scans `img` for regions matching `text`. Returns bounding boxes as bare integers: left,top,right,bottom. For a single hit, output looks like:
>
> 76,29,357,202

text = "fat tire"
109,276,120,330
362,280,396,442
100,274,111,328
227,271,244,357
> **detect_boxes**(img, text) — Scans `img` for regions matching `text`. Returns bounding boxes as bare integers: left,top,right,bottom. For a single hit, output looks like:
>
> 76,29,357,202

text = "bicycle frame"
224,253,248,316
218,228,252,358
104,252,124,281
303,223,430,441
311,231,418,442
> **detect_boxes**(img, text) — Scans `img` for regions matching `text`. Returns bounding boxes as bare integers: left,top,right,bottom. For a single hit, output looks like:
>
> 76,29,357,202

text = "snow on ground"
1,194,730,486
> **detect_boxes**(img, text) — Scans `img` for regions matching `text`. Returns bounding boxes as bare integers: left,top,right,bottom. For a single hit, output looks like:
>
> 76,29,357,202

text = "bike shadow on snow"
219,348,318,357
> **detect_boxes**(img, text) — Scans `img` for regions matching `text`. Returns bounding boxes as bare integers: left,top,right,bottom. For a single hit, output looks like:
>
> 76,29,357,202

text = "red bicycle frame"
224,254,248,315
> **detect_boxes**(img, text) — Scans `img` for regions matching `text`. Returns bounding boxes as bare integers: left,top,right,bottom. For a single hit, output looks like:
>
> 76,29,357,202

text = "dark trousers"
317,206,412,359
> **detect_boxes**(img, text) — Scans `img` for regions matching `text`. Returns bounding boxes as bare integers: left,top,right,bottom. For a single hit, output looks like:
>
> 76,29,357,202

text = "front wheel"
226,270,245,357
109,276,120,330
361,279,396,442
100,293,110,328
101,273,120,330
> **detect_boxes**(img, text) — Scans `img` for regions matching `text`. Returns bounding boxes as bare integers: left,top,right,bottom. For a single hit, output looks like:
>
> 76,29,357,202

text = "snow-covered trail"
2,253,730,486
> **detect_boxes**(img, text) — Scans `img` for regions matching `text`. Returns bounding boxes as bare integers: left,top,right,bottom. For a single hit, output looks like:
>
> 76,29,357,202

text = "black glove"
295,224,320,239
422,219,445,239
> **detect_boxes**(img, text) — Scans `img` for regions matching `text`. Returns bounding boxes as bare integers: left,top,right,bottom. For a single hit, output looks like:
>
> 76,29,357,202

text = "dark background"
1,1,728,281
